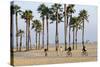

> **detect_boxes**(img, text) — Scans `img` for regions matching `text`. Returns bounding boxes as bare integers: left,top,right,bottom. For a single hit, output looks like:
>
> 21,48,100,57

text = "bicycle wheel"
66,51,72,57
81,52,84,56
84,52,88,56
69,52,72,57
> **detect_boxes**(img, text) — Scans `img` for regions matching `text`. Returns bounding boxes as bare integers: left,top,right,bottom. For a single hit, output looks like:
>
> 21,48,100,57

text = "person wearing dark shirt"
44,48,47,56
82,46,87,52
68,46,71,52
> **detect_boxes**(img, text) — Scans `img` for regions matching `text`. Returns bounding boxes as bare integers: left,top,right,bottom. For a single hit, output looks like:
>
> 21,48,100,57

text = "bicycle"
81,50,88,56
66,51,72,57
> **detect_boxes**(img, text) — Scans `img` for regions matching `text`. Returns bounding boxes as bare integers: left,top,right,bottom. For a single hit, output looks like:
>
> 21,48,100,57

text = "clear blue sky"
13,1,97,47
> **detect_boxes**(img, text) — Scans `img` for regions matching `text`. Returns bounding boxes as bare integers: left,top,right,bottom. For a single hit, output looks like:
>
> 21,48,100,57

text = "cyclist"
68,46,72,52
82,46,87,52
66,46,72,56
44,48,47,56
81,46,88,56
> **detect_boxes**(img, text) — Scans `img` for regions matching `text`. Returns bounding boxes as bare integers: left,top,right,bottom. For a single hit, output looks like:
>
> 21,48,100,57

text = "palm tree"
79,9,88,48
32,20,38,49
32,19,42,49
74,16,82,49
37,4,46,48
50,3,63,51
21,10,33,51
17,29,24,51
70,17,78,50
13,5,21,51
37,23,42,49
66,4,75,48
44,6,52,51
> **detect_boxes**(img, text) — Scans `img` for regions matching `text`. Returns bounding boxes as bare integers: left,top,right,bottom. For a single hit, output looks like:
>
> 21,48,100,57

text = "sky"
12,1,97,47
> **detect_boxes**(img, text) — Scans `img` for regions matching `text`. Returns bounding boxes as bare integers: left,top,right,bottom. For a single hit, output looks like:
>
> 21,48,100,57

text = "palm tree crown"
67,4,75,15
21,10,33,21
79,9,88,23
32,20,42,31
50,3,63,23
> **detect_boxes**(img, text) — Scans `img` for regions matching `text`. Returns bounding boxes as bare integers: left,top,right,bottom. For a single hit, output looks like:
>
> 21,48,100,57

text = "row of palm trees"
11,3,88,52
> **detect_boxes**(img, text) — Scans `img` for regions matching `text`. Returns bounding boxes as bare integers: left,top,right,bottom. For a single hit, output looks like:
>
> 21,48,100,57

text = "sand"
12,43,97,66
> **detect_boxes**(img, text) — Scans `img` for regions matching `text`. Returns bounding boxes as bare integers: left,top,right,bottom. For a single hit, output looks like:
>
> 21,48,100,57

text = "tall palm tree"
37,4,46,48
67,4,75,48
13,5,21,51
21,10,33,51
44,6,52,51
79,9,88,48
50,3,63,51
17,29,24,51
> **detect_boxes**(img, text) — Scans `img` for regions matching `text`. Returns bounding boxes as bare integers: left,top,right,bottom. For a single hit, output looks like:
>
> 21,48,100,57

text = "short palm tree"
70,16,82,50
75,16,82,49
37,23,42,49
21,10,33,51
70,17,78,50
32,19,42,49
78,9,89,48
17,29,24,51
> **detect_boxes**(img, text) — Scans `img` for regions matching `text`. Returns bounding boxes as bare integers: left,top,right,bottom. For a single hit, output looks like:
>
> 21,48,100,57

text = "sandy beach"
13,43,97,66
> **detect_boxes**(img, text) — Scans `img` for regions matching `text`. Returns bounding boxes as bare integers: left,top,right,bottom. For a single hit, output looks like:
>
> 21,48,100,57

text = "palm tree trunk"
69,16,71,47
82,20,85,47
75,28,78,49
64,4,67,51
42,17,45,48
46,16,49,51
26,21,28,51
27,21,30,50
38,33,40,49
69,24,71,47
29,32,32,49
29,22,32,50
16,13,18,51
56,10,59,51
73,27,75,50
64,4,66,47
66,15,69,48
19,35,22,51
36,31,37,49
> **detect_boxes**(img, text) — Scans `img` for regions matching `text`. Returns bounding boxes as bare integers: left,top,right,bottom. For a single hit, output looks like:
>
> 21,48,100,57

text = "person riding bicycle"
82,46,87,52
66,46,72,56
44,48,47,56
68,46,72,52
81,46,88,56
